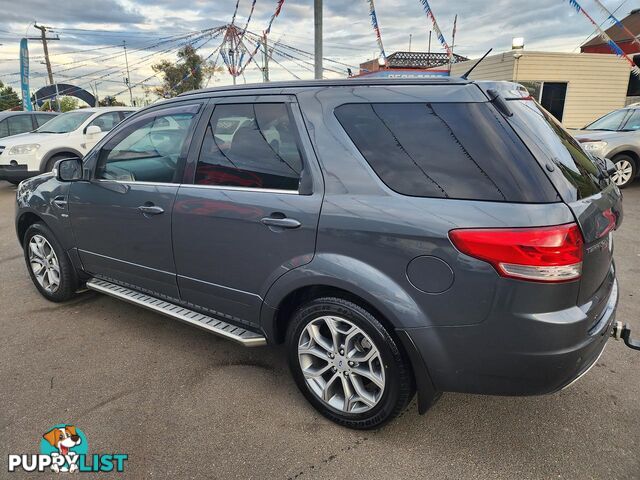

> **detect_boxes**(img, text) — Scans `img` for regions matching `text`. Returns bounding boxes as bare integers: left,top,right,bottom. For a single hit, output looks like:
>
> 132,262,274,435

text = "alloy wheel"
297,315,385,414
612,159,633,186
28,234,61,293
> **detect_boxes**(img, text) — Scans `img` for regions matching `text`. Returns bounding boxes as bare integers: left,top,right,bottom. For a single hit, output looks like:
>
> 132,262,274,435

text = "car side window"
622,110,640,131
35,114,54,127
87,112,123,133
7,115,34,135
95,106,199,183
195,103,303,191
0,119,8,137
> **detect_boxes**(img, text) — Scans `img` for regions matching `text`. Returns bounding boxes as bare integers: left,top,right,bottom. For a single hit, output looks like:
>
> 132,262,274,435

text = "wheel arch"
39,148,83,172
16,211,45,244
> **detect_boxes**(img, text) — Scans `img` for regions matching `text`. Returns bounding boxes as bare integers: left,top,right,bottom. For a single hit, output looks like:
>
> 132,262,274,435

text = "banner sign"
20,38,33,111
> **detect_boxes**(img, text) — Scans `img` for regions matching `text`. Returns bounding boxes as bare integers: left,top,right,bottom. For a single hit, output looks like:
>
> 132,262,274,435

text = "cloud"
0,0,629,100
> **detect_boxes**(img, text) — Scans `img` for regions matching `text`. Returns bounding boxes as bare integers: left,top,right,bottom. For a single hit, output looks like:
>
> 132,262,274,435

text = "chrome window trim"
93,178,300,194
180,183,300,195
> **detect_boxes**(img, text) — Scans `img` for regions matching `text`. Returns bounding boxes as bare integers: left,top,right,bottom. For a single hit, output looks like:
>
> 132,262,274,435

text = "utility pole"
428,31,432,55
314,0,323,80
122,41,134,106
262,33,270,82
409,34,412,52
31,24,58,86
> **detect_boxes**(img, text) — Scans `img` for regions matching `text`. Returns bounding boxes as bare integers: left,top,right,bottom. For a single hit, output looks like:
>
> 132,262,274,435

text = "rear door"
172,95,323,326
502,94,622,303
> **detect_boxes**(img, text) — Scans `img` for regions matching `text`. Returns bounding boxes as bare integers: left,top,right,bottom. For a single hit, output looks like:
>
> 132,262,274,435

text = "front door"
172,98,323,326
69,103,204,298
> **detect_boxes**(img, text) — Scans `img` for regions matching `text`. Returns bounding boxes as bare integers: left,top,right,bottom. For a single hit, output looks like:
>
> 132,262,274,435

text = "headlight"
8,143,40,155
581,141,608,152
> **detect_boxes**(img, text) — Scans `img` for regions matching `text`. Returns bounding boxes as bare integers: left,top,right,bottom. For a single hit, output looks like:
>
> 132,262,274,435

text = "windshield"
36,111,93,133
584,109,629,131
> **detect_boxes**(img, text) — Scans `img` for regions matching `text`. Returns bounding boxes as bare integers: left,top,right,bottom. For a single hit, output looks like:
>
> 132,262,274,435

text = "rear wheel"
611,154,636,188
286,297,414,429
23,223,78,302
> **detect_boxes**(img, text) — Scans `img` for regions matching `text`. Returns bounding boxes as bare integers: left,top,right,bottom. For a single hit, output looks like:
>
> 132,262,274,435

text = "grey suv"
15,79,624,429
572,105,640,188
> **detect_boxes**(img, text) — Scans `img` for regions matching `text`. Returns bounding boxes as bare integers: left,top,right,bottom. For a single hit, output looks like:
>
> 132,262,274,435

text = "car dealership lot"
0,179,638,479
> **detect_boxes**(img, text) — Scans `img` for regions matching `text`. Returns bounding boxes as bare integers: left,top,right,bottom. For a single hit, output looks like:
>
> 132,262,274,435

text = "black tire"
286,297,415,429
45,154,78,173
23,223,78,302
611,154,637,189
7,180,20,186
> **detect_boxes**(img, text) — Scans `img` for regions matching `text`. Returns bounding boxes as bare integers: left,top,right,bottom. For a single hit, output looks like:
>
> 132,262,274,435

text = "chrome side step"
86,278,267,347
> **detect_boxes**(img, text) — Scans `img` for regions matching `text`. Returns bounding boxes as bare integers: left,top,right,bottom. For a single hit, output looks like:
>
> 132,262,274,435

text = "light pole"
314,0,323,79
512,37,525,84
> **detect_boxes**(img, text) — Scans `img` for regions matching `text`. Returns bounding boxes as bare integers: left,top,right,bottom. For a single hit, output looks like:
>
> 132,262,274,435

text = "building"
357,51,468,79
581,8,640,55
580,9,640,103
449,51,630,129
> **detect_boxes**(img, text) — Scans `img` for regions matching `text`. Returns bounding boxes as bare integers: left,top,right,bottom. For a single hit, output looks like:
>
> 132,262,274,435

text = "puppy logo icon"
41,425,85,473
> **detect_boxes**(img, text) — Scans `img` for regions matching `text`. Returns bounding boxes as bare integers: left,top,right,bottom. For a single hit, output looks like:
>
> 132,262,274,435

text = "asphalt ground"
0,179,638,479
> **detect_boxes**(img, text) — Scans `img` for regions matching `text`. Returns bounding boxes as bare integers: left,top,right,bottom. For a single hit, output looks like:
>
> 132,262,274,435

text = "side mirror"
55,158,83,182
86,125,102,138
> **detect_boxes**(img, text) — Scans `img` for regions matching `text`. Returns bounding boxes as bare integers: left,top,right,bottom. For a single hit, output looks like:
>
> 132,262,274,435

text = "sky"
0,0,634,105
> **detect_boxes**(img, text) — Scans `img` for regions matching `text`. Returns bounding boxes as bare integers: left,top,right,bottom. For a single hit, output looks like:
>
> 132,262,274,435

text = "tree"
59,96,78,112
98,96,125,107
0,80,21,111
152,45,216,98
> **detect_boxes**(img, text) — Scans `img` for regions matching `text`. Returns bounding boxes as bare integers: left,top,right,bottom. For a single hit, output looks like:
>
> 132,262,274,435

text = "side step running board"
86,278,267,347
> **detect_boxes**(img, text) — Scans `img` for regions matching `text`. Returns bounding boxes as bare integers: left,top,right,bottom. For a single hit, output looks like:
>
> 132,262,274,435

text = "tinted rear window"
507,99,603,200
334,103,558,202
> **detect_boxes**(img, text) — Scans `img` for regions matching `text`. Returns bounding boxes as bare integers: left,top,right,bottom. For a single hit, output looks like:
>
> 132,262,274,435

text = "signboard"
20,38,33,111
355,69,449,79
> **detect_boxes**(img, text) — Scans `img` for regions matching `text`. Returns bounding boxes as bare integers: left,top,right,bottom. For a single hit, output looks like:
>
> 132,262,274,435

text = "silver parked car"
572,106,640,188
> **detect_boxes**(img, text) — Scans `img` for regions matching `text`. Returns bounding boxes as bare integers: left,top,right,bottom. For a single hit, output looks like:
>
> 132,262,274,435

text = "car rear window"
334,103,558,203
506,99,604,200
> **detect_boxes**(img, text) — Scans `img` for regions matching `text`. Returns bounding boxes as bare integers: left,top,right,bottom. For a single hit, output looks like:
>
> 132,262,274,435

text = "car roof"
0,111,57,119
60,106,136,114
180,77,471,97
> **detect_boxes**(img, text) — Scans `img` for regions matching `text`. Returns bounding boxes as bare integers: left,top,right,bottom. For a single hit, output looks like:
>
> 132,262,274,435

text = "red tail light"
449,223,584,283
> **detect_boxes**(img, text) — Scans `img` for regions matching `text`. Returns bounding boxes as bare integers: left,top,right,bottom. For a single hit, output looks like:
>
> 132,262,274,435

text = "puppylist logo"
8,424,128,473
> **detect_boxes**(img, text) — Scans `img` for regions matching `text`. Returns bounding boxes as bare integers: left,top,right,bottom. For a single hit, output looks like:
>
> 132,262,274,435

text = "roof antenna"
460,48,493,80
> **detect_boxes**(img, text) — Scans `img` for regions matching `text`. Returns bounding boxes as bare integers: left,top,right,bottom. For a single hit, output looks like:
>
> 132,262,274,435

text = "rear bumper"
0,164,38,182
401,277,618,397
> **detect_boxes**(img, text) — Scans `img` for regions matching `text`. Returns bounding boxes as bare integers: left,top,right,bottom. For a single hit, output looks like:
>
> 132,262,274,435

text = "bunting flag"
592,0,640,51
418,0,452,58
367,0,387,63
565,0,640,77
237,0,286,75
237,0,258,50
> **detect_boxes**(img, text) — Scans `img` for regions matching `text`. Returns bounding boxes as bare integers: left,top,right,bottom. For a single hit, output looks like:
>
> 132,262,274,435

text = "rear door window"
7,115,34,136
195,103,303,191
334,103,558,202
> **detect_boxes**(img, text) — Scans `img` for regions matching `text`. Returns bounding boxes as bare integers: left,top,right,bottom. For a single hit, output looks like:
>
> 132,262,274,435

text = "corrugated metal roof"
582,9,640,48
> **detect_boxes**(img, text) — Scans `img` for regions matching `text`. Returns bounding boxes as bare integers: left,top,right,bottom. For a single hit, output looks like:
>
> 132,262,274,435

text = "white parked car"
0,107,135,184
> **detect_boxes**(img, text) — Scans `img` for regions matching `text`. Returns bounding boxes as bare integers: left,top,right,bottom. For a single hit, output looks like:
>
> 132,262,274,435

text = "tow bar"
612,321,640,351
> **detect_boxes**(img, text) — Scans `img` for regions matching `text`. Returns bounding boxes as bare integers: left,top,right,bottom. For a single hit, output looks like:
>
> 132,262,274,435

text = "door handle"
51,196,67,209
260,216,301,229
138,204,164,216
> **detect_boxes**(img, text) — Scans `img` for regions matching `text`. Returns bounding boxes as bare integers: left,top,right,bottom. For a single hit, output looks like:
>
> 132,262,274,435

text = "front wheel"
611,154,636,188
286,297,415,429
23,223,78,302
